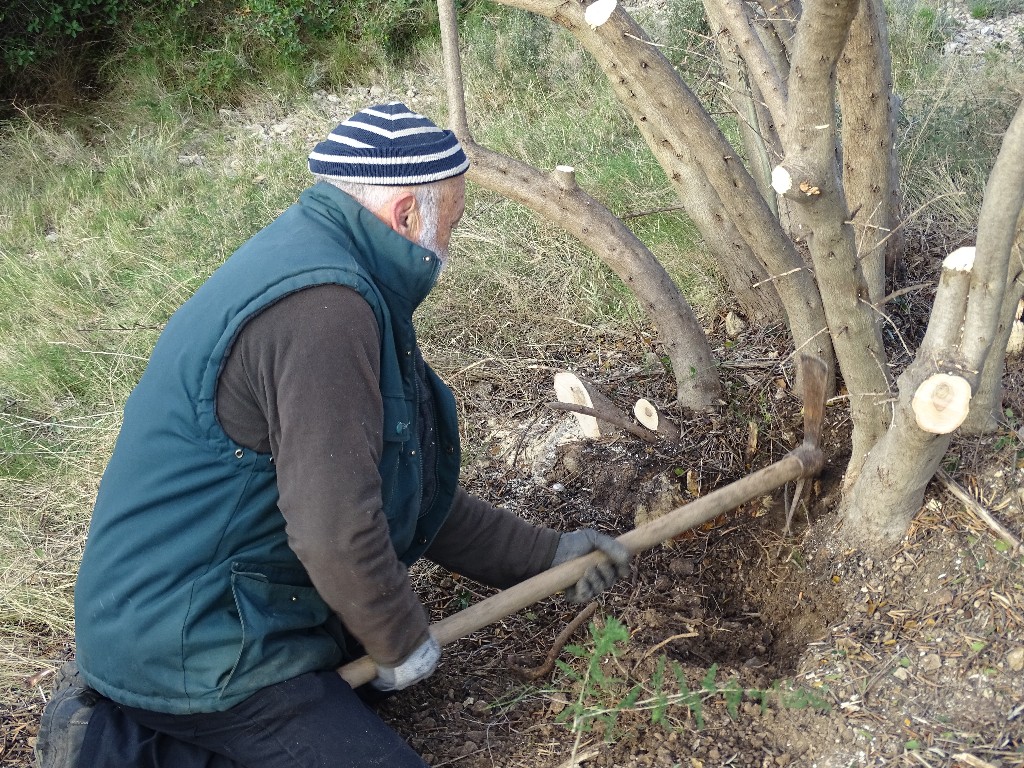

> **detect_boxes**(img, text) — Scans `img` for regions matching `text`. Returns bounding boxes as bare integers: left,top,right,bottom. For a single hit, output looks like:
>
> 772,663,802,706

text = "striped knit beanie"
308,102,469,186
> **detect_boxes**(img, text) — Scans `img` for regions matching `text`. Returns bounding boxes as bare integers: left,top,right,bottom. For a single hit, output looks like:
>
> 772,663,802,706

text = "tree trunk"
841,249,973,549
841,369,952,549
962,235,1023,434
844,101,1024,551
772,0,892,476
495,0,837,393
704,0,779,216
837,0,902,303
960,110,1024,432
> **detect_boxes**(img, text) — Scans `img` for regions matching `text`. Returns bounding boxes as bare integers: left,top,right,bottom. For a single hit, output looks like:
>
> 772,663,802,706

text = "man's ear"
387,190,420,241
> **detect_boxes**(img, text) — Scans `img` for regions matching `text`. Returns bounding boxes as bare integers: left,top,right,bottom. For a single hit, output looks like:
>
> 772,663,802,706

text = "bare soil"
4,318,1024,768
378,337,1024,768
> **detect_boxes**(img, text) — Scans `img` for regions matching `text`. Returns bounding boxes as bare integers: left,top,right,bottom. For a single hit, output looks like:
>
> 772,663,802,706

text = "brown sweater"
216,284,560,666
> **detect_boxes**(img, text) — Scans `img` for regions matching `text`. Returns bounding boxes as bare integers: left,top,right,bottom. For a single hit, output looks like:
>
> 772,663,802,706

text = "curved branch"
438,0,722,409
490,0,836,395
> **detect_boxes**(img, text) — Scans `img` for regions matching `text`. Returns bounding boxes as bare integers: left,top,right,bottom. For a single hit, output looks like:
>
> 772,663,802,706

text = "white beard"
418,224,448,273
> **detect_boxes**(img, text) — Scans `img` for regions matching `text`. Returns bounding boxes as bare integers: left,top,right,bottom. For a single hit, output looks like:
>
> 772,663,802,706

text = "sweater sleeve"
424,488,561,589
216,284,430,666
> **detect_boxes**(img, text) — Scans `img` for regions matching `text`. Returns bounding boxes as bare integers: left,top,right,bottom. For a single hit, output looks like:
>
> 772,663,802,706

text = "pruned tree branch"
633,398,681,440
918,246,975,358
548,402,662,443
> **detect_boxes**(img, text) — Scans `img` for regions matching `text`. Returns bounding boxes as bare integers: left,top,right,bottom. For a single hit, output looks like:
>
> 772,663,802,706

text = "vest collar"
300,182,441,309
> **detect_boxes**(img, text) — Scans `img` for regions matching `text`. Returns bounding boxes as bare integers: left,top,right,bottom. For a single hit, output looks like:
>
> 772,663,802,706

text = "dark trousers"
79,671,428,768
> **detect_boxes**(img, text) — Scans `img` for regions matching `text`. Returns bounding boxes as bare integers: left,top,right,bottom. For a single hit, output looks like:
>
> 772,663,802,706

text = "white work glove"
550,529,632,603
370,635,441,691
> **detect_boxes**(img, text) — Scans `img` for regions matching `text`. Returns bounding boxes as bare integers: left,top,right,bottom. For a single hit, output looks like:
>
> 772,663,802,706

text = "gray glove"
370,634,441,692
550,529,632,603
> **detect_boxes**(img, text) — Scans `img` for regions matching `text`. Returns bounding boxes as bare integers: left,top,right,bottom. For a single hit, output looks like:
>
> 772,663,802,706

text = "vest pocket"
380,394,415,517
221,562,340,700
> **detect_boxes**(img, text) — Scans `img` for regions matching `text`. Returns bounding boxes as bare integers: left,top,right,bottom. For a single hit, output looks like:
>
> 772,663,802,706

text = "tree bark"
493,0,837,394
753,0,801,53
843,99,1024,551
703,0,779,215
840,369,952,549
772,0,892,477
837,0,902,304
711,0,788,132
437,0,722,408
960,104,1024,433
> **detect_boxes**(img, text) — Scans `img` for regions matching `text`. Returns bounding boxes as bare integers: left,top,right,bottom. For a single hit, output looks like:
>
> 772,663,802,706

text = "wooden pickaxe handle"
338,355,828,688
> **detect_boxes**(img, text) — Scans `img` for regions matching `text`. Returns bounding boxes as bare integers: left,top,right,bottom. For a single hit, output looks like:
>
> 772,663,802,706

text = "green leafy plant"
554,617,831,741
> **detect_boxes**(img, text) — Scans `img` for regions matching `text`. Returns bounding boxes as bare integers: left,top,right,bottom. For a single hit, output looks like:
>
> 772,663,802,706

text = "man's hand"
550,529,632,603
370,635,441,691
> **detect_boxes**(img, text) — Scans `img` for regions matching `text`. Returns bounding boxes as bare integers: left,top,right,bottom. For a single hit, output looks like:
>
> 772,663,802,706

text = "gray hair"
316,176,441,237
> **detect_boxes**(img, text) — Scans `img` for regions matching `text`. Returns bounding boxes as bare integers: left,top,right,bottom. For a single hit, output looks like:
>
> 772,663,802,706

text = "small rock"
1008,647,1024,672
892,667,910,681
45,232,59,242
654,575,673,592
920,654,942,672
776,753,792,766
669,557,696,576
369,85,385,98
725,311,747,338
930,588,955,606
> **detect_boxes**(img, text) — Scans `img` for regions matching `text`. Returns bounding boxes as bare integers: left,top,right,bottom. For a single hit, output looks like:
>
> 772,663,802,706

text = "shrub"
1,0,438,114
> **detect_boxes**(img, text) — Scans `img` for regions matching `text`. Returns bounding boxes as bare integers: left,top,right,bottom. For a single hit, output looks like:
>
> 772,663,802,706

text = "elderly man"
35,103,630,768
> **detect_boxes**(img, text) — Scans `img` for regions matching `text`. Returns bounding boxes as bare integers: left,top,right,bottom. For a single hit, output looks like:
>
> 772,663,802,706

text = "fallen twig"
510,602,599,681
937,469,1023,552
547,402,661,443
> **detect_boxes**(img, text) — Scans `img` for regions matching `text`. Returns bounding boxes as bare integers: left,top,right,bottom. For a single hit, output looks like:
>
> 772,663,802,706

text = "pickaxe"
339,354,828,688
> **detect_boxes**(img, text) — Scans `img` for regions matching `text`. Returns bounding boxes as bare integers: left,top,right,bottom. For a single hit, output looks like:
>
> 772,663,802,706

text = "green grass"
968,0,1024,18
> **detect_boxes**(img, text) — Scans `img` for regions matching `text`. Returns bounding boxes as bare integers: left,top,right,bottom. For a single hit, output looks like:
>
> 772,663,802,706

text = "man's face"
419,176,466,266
